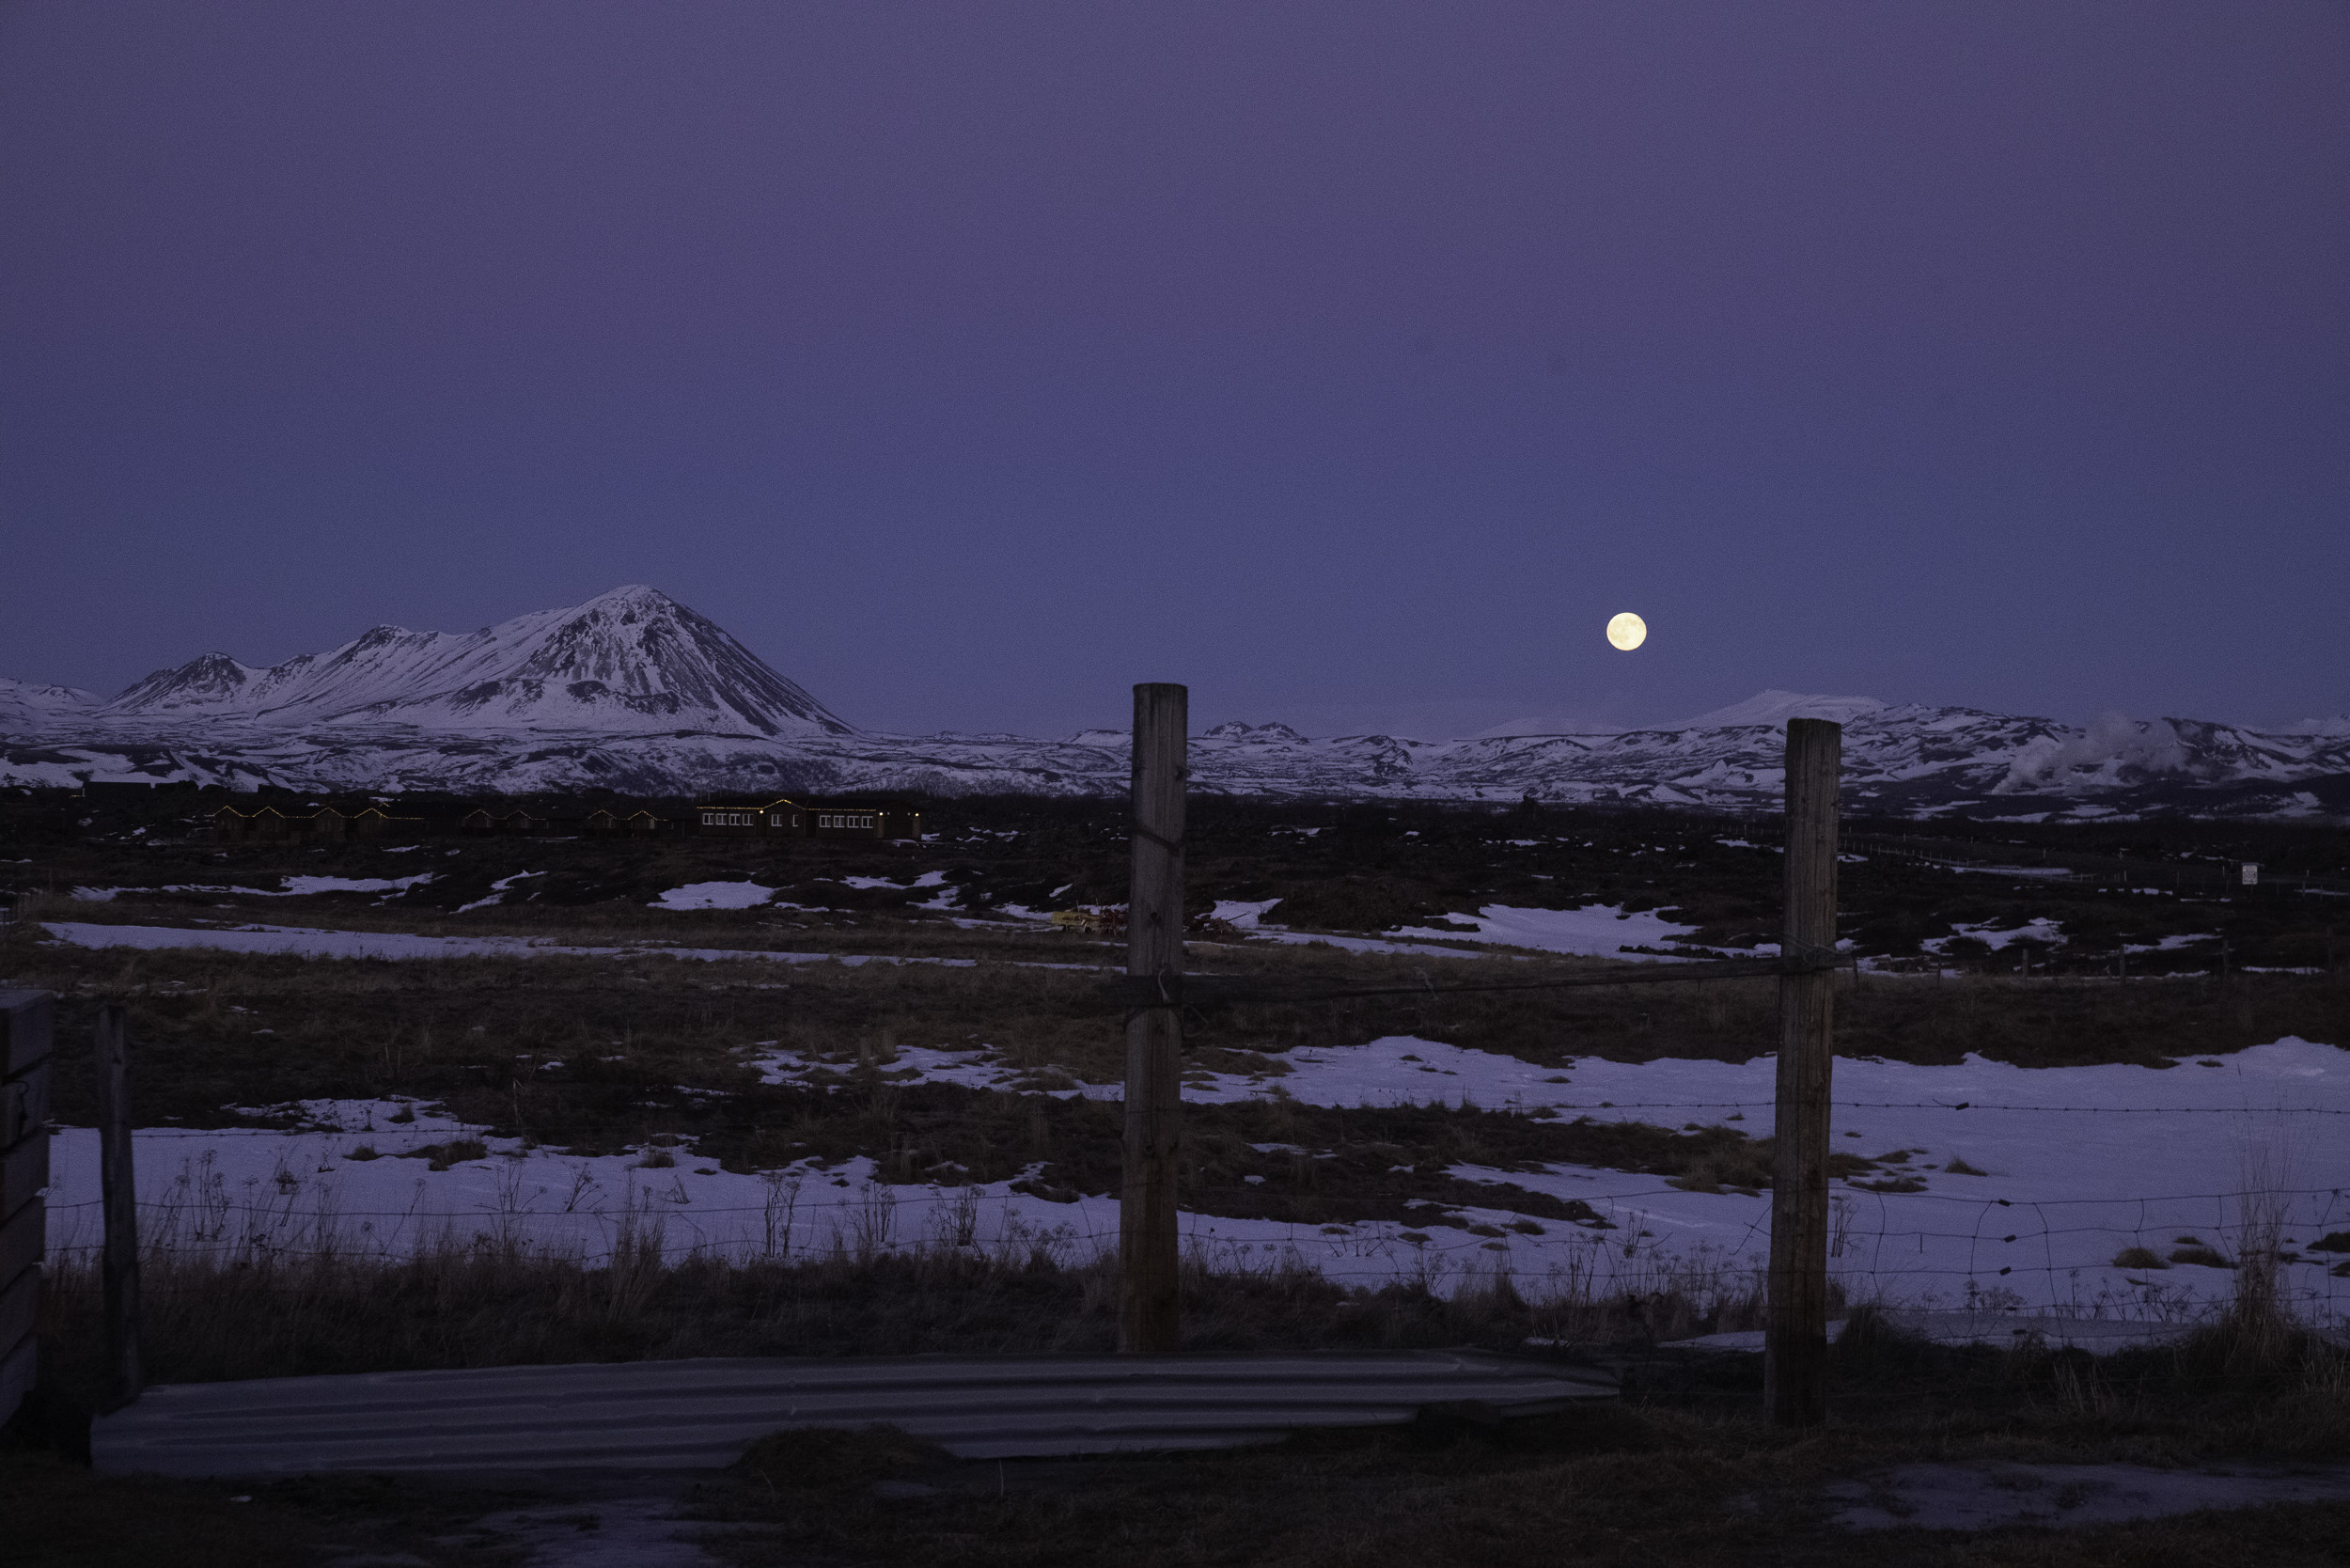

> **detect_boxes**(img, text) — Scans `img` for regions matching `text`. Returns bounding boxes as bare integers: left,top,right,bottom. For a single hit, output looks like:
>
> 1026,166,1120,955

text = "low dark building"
455,805,578,836
352,804,457,839
586,807,675,838
693,795,803,837
499,807,579,836
209,804,348,842
690,795,919,841
209,804,272,841
82,779,200,800
805,798,922,842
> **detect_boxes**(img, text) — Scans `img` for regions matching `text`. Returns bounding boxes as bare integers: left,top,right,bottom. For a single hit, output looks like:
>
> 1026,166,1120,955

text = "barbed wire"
36,1184,2350,1223
33,1200,2349,1326
62,1097,2350,1140
1536,1102,2350,1115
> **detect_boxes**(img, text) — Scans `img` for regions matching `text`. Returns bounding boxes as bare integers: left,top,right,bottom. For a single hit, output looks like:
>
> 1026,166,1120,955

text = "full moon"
1606,612,1647,651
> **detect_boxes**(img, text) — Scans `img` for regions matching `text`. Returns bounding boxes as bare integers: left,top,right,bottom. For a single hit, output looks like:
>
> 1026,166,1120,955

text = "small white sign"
2241,862,2261,886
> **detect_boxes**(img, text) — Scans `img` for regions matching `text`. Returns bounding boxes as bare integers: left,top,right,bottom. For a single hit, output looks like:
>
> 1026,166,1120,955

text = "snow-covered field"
44,1031,2350,1328
28,912,2345,1329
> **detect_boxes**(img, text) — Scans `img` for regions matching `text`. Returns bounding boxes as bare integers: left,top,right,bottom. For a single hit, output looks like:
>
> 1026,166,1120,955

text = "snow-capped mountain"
3,589,2344,816
102,586,848,737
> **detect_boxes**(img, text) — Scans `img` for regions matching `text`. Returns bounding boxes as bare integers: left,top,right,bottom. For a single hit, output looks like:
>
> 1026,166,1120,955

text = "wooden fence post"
95,1004,143,1408
1120,682,1187,1353
0,991,53,1429
1766,718,1841,1427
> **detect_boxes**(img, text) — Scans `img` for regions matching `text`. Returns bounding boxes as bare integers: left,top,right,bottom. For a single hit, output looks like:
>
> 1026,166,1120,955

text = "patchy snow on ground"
457,870,543,913
651,881,777,911
280,874,438,896
42,919,771,963
86,876,442,900
43,1029,2350,1325
451,1494,744,1568
1924,917,2064,953
838,871,950,892
2132,932,2214,953
746,1043,1113,1099
741,1032,2350,1321
1248,929,1520,959
1950,865,2077,879
1389,903,1704,959
746,1039,1159,1104
1824,1461,2350,1532
31,919,979,968
1659,1309,2312,1356
42,1101,1470,1300
33,921,1127,984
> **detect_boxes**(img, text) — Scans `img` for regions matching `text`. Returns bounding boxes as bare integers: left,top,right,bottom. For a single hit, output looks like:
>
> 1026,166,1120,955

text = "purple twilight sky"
2,2,2344,738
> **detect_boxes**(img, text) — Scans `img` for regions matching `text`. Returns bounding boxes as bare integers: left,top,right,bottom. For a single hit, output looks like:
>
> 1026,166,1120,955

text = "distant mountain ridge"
3,588,2344,818
100,586,848,737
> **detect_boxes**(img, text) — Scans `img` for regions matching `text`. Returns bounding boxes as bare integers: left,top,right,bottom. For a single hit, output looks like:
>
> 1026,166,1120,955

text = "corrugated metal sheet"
92,1349,1617,1478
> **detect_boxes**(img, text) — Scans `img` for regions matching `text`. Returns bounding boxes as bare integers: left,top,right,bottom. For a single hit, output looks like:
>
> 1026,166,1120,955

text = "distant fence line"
1841,832,2350,897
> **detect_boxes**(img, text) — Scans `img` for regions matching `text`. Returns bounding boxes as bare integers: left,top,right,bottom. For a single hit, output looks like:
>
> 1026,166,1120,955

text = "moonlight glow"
1606,612,1647,651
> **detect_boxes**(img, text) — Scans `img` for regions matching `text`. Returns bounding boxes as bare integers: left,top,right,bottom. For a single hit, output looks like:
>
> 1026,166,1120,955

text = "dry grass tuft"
31,1225,1791,1425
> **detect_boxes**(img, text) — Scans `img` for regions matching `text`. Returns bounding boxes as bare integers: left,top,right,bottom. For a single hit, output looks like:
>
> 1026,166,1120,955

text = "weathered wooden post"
0,991,53,1429
95,1004,143,1408
1766,717,1841,1427
1120,682,1187,1353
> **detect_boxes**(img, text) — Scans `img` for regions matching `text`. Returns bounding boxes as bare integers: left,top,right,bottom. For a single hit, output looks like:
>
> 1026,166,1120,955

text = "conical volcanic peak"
481,587,851,735
109,651,265,713
97,588,851,736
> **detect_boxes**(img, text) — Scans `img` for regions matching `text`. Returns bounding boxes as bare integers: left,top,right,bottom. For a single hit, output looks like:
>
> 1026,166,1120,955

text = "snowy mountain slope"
5,586,2344,814
102,586,848,736
7,701,2344,812
1675,690,1889,729
0,678,99,733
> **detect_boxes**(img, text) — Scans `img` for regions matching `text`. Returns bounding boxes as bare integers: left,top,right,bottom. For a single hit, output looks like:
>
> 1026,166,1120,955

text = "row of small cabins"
207,795,920,844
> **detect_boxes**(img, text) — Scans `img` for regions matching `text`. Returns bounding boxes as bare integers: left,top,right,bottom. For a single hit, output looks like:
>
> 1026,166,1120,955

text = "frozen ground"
1924,917,2064,953
1248,929,1527,959
43,1031,2350,1328
649,871,955,912
650,880,781,911
1822,1462,2350,1531
1655,1309,2327,1354
446,1493,747,1568
1198,901,1717,961
1204,902,1534,960
35,916,1521,967
34,919,1014,969
75,874,438,901
1388,902,1709,959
